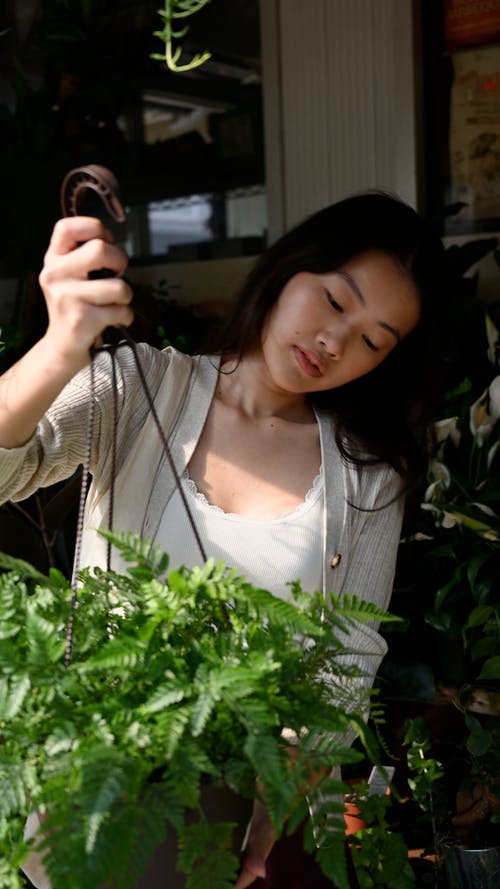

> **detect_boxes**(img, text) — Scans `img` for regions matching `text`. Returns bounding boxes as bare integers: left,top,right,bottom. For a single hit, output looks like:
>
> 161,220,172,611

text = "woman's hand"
236,800,275,888
0,216,133,448
39,216,133,373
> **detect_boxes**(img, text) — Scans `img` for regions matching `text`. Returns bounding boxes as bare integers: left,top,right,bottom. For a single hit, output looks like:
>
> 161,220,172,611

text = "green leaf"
471,635,499,661
76,635,145,672
3,674,30,719
466,727,493,757
478,656,500,680
315,840,351,889
141,681,186,714
467,553,493,591
466,605,494,629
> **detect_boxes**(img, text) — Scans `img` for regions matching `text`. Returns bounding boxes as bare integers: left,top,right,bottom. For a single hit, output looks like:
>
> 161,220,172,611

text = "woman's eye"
362,335,379,353
326,291,343,312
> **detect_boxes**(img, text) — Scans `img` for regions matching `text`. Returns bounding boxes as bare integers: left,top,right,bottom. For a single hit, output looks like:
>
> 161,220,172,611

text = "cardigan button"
330,554,342,569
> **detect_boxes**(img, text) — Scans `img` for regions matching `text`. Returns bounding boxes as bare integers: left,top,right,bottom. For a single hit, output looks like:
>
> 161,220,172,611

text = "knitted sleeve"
0,343,171,505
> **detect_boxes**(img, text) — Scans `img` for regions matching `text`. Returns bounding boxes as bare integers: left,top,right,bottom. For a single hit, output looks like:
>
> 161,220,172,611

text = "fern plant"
0,531,398,889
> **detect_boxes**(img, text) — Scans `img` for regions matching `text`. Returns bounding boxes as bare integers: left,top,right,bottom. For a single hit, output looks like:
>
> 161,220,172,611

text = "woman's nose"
317,324,348,359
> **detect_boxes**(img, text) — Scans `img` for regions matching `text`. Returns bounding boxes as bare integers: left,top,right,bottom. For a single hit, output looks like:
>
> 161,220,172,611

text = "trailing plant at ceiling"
152,0,212,72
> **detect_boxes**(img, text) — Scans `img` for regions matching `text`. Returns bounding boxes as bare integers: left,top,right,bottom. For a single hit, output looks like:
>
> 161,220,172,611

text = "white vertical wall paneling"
259,0,285,244
260,0,418,237
279,0,331,228
393,1,419,208
372,0,394,188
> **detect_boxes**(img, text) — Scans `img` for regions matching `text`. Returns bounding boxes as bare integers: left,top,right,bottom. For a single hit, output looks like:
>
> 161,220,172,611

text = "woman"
0,192,446,888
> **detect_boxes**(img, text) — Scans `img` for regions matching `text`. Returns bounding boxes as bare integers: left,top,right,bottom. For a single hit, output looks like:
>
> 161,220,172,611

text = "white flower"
488,439,499,469
424,461,451,502
486,313,499,367
471,501,496,517
434,417,461,447
488,375,500,421
421,502,461,529
470,388,496,446
442,511,460,528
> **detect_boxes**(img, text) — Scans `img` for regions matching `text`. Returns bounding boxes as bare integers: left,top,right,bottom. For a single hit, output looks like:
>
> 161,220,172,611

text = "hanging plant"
0,531,400,889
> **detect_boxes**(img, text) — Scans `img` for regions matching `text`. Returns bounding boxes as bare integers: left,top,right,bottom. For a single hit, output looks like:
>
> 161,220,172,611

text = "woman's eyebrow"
335,270,401,343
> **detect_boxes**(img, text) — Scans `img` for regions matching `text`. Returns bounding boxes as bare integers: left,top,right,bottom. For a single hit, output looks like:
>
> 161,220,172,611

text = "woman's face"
260,250,421,395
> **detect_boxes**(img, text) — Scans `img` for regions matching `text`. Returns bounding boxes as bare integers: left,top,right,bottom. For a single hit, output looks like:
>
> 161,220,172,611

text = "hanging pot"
443,843,500,889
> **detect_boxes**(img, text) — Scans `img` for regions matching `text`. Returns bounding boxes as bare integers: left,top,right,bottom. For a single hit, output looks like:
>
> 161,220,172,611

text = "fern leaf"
84,768,129,854
243,732,294,826
154,706,191,759
191,690,215,737
0,553,48,580
178,820,239,889
328,593,399,627
0,767,27,818
26,603,66,665
315,839,351,889
3,673,30,719
141,681,186,714
76,635,145,672
97,530,169,577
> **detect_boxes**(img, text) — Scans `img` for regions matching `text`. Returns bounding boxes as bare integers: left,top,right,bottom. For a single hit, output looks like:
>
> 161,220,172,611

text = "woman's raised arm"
0,216,133,449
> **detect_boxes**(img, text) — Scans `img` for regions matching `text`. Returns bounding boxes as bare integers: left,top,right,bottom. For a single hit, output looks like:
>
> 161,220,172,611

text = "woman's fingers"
46,216,114,256
39,216,133,367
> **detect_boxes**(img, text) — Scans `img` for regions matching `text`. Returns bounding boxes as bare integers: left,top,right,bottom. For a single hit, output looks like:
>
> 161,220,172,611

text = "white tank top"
156,467,324,599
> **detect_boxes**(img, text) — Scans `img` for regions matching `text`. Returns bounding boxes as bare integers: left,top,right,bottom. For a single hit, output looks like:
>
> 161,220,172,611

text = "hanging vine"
151,0,212,73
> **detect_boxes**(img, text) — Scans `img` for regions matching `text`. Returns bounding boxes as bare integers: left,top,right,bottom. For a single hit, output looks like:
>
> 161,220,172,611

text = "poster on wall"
447,43,500,231
445,0,500,52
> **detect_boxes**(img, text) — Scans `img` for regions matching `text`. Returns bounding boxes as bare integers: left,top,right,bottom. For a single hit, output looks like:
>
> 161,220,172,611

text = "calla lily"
470,388,496,446
421,502,459,528
488,439,499,469
486,313,499,366
489,375,500,420
434,417,461,447
442,511,460,529
424,461,451,502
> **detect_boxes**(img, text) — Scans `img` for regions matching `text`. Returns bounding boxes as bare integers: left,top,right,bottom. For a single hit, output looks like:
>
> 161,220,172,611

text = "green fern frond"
244,732,294,826
0,553,48,581
328,593,400,627
97,529,169,578
178,820,239,889
191,690,215,737
0,673,30,719
154,706,191,759
315,839,351,889
141,680,186,714
0,762,31,818
81,758,132,854
76,634,146,672
26,603,66,665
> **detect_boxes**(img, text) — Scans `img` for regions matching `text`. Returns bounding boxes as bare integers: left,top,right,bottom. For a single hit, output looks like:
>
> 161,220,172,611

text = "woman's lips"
293,346,323,377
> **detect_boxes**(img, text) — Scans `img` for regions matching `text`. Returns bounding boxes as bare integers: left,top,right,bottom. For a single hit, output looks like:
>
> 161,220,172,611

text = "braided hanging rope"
61,165,208,665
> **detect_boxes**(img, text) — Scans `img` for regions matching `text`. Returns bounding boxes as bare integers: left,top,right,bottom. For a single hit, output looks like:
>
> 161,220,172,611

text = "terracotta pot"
343,800,366,836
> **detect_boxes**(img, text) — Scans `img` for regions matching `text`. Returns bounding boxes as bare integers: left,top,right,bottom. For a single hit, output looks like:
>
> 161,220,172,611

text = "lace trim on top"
182,465,323,523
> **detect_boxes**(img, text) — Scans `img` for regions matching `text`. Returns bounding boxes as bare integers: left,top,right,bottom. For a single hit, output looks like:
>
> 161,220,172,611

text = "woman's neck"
217,351,313,424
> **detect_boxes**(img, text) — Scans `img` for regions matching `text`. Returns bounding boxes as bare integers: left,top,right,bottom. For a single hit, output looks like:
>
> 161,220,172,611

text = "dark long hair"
213,192,448,489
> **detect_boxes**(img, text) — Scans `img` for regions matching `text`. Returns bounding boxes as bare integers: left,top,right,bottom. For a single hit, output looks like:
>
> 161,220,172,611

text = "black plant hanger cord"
60,165,207,666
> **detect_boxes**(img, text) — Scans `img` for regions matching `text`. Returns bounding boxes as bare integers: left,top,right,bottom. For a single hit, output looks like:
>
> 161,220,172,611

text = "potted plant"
399,307,500,888
0,529,401,889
